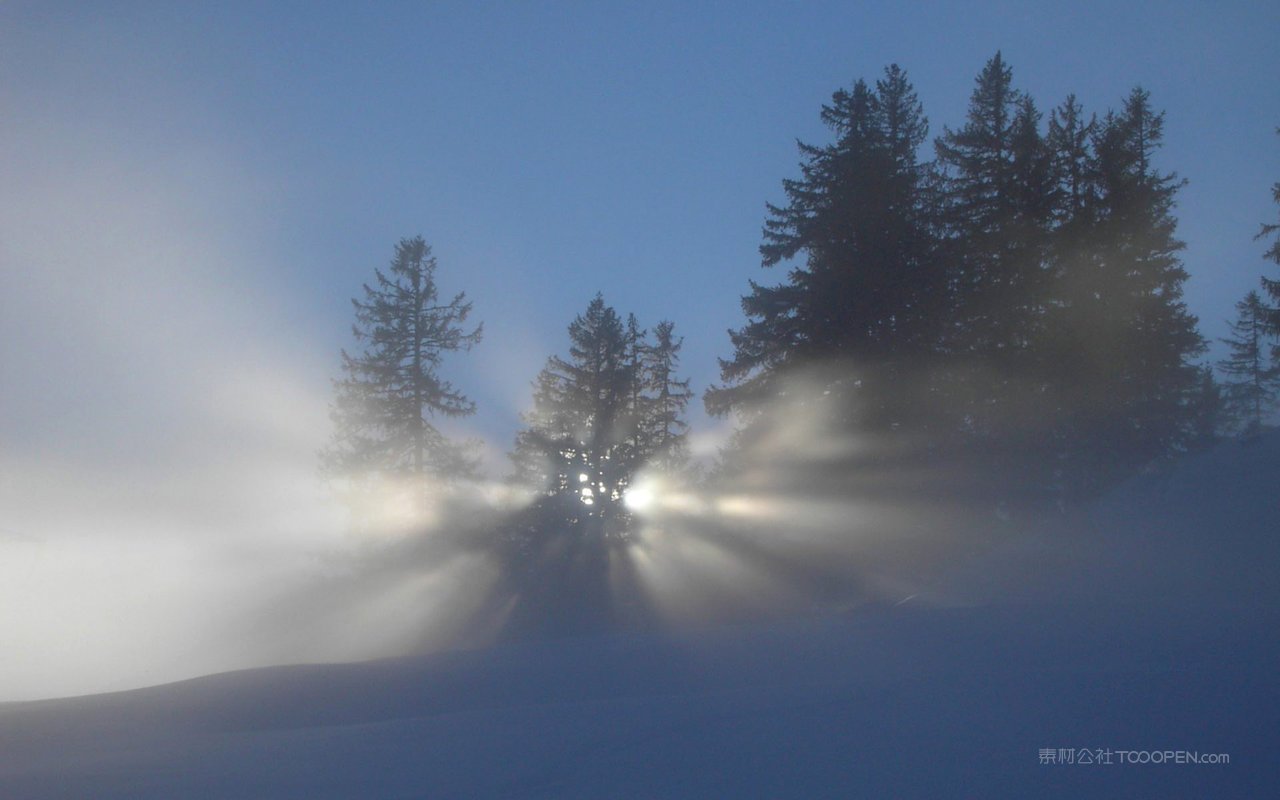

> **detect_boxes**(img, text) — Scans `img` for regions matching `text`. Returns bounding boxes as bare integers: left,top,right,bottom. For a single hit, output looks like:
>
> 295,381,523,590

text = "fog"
0,113,397,699
0,167,973,701
3,4,1275,708
0,106,752,701
0,119,721,698
0,133,1027,698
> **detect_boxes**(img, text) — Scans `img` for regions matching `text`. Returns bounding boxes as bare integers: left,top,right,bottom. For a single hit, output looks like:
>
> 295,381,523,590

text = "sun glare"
623,482,655,512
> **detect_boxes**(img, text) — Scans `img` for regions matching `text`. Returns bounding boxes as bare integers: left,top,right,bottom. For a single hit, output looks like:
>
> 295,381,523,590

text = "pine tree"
919,54,1069,507
322,236,482,489
623,313,650,463
1046,95,1097,224
1088,89,1205,464
707,64,938,432
513,295,641,517
1257,131,1280,336
934,52,1021,365
1043,93,1114,497
641,320,693,474
1218,290,1279,435
514,298,693,520
1033,88,1206,497
934,53,1054,443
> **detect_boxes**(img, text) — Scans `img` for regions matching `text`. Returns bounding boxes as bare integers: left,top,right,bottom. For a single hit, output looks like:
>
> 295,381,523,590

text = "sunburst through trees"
512,294,692,527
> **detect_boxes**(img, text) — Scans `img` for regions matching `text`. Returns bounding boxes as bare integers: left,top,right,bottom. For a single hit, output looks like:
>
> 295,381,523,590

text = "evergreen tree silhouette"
513,294,642,520
322,236,482,491
709,55,1209,507
1256,131,1280,337
935,53,1054,448
1042,93,1109,497
514,297,693,519
1218,291,1279,436
640,320,693,474
707,64,939,433
1085,89,1205,466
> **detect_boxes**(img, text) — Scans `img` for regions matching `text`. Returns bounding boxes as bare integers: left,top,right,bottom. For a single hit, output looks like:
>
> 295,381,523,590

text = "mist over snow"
1,434,1277,797
0,100,533,700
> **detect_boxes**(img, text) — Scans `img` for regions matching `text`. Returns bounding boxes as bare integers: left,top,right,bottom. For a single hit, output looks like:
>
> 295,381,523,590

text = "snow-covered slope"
2,436,1277,798
937,430,1280,610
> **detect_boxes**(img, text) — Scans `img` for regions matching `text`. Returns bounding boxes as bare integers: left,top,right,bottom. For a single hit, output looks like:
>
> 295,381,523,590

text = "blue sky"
3,0,1279,462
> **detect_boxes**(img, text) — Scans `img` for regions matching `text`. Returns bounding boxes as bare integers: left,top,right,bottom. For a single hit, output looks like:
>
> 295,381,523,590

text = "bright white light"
578,473,589,483
624,483,655,512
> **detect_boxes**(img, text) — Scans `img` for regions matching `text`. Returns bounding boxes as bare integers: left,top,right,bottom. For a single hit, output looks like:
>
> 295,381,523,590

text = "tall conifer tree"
322,236,482,488
514,295,641,517
708,65,937,433
1218,291,1279,435
1089,89,1205,465
1257,132,1280,336
935,53,1055,446
641,321,694,474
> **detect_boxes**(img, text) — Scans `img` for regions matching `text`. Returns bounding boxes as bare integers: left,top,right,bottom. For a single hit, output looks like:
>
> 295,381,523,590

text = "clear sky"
1,0,1278,700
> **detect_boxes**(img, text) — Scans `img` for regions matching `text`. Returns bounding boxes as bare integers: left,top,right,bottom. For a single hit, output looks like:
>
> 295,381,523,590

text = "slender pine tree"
1042,93,1115,498
641,320,693,474
1256,130,1280,336
935,53,1055,447
322,236,482,489
1218,290,1279,435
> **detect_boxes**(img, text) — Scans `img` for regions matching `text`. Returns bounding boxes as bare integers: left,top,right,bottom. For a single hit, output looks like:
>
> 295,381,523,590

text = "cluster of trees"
708,54,1212,504
512,295,692,522
323,56,1279,530
321,244,692,531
